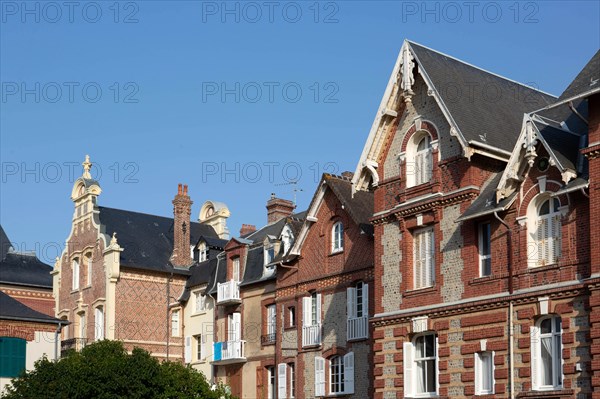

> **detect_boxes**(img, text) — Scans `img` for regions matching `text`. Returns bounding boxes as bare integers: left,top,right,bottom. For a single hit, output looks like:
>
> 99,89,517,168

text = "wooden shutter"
552,214,561,263
184,336,192,363
414,232,422,288
315,356,325,396
403,341,414,396
347,287,356,319
344,352,355,394
427,229,435,286
474,353,481,394
531,325,540,389
278,363,287,399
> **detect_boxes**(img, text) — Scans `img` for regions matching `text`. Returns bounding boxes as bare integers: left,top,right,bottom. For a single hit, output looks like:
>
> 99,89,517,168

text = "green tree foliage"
2,340,234,399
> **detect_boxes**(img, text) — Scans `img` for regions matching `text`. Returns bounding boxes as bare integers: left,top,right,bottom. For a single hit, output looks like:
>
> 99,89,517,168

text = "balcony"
302,324,321,347
347,316,368,341
261,333,276,345
212,340,246,365
217,280,241,305
60,338,88,357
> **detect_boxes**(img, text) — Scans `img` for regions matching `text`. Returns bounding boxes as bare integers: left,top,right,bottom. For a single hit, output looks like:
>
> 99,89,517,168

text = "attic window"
265,245,275,266
198,242,208,262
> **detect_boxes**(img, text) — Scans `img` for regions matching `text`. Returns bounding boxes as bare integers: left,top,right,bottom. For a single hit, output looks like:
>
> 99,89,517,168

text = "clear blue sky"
1,1,598,264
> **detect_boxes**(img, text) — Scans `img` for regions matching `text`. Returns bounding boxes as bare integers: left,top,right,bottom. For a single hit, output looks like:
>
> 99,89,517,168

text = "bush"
2,340,234,399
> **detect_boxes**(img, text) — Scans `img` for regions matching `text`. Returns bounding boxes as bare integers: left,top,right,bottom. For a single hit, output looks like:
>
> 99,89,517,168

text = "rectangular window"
196,335,203,361
347,283,369,340
232,258,240,282
267,366,275,399
404,334,438,396
264,304,276,344
475,351,494,395
414,227,435,289
94,307,104,341
478,222,492,277
171,310,180,337
289,363,295,398
311,292,318,326
288,306,296,327
195,292,206,313
532,316,562,390
87,256,92,286
72,259,80,290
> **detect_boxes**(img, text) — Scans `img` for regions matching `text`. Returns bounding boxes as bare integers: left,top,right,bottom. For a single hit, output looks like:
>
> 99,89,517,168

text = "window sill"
516,389,572,398
191,311,207,317
403,285,437,298
527,263,560,273
284,326,297,331
469,275,497,285
329,249,344,256
190,359,208,365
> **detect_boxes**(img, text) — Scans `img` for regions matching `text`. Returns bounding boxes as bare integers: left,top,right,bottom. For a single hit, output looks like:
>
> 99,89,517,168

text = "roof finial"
82,155,92,179
110,232,118,246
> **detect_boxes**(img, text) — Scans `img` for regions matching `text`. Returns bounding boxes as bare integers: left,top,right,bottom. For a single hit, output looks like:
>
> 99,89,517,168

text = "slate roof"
323,174,374,234
0,291,63,324
200,236,228,249
0,252,53,288
559,50,600,101
409,41,557,153
97,206,219,274
0,225,53,288
0,225,12,260
536,122,581,172
457,173,516,222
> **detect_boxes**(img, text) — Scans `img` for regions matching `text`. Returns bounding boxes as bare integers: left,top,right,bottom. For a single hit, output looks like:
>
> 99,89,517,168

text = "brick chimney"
171,183,193,267
266,193,295,224
341,171,354,179
239,224,257,237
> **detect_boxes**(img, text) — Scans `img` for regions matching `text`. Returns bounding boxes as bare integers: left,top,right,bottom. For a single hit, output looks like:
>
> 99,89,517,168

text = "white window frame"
195,334,203,362
94,306,104,341
527,195,563,268
413,227,435,289
267,304,276,337
86,255,93,286
267,365,276,399
329,355,344,394
289,363,295,398
531,315,563,390
194,291,206,314
232,257,240,282
288,306,296,327
78,312,86,339
72,258,80,290
475,351,494,395
406,132,434,188
265,245,275,265
331,221,344,253
198,242,208,262
404,333,438,397
478,222,492,277
171,309,180,337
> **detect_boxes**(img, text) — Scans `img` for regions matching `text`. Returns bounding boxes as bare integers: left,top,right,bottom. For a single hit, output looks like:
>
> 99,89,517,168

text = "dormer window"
264,245,275,265
332,222,344,253
406,132,433,188
281,226,294,255
232,257,240,282
198,242,208,262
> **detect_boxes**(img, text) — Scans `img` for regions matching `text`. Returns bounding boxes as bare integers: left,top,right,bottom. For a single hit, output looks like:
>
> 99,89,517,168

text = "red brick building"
275,174,374,399
53,158,228,361
351,41,599,398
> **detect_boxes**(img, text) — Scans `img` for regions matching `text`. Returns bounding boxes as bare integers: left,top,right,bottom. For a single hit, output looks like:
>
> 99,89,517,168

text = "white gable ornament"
399,44,415,103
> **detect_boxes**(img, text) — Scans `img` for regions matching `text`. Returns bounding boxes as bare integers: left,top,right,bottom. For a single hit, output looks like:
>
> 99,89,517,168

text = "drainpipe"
494,211,514,399
166,271,173,360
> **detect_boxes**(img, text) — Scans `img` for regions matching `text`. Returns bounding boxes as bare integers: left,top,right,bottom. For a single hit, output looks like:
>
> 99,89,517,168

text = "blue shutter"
0,337,27,378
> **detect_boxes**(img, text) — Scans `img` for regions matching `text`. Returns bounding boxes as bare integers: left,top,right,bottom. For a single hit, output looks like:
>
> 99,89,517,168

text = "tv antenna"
274,180,304,207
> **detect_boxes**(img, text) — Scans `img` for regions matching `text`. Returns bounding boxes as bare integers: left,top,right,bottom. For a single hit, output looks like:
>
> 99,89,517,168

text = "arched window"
531,315,562,390
332,222,344,253
529,196,561,267
406,132,433,188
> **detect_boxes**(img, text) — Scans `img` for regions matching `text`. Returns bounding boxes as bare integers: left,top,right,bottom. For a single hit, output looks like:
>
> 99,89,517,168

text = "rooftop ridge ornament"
523,121,538,167
400,43,415,103
82,155,92,179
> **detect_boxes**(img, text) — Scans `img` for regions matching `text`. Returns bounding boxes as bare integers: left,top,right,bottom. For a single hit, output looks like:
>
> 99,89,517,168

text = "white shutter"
278,363,287,399
428,229,435,286
344,352,354,394
315,356,325,396
316,294,322,324
552,215,561,263
303,297,311,326
231,312,241,341
184,336,192,363
403,341,414,396
426,150,433,181
347,287,356,319
363,283,369,318
414,234,422,288
531,325,540,390
474,353,481,394
435,336,439,394
201,335,206,360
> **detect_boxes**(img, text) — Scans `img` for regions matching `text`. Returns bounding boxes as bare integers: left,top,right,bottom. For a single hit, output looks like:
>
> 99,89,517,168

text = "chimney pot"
178,183,182,195
266,195,295,224
240,224,257,236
